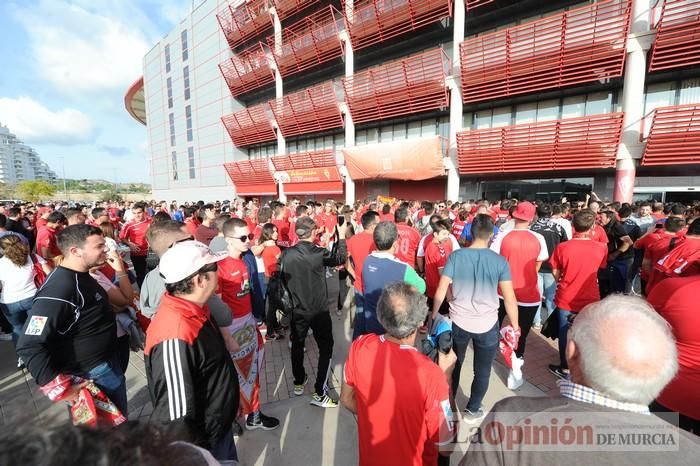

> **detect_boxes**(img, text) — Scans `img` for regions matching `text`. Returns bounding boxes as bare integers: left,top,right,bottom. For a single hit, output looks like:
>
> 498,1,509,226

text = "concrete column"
341,7,356,205
272,8,285,155
446,0,465,202
614,0,653,203
278,181,287,203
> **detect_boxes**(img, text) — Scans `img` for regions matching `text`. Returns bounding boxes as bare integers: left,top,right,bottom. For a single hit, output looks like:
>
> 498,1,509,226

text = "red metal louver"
466,0,494,10
218,42,275,97
649,0,700,72
267,81,344,139
342,48,450,125
216,0,272,50
221,103,277,147
642,104,700,166
271,0,321,21
460,0,630,104
268,5,344,79
271,150,343,194
343,0,452,51
456,113,624,174
224,158,278,196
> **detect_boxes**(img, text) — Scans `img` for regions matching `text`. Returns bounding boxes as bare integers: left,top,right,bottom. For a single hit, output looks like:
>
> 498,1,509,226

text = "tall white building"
0,124,57,184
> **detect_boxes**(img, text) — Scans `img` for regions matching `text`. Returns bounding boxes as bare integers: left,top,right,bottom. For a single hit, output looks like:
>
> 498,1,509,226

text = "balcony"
270,149,343,195
649,0,700,72
456,113,624,174
224,158,277,196
466,0,494,9
218,42,275,97
342,48,450,125
460,0,630,104
642,104,700,166
343,0,452,51
268,5,344,79
216,0,272,50
221,103,277,147
267,81,344,138
271,0,321,21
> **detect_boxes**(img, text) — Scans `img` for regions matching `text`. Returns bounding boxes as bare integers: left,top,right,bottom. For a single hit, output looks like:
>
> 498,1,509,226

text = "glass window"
297,139,307,152
188,147,195,179
679,78,700,105
407,121,421,139
380,125,393,142
183,66,190,100
644,83,675,114
475,110,493,129
288,140,297,154
492,107,512,127
393,123,406,140
165,44,171,73
515,103,537,125
421,119,436,136
585,91,613,115
562,95,586,119
438,117,449,139
367,128,378,144
185,105,193,142
537,99,560,122
167,77,173,109
181,30,188,61
356,129,367,145
171,151,178,181
334,133,345,148
169,113,175,146
315,137,324,150
462,112,473,129
323,135,333,149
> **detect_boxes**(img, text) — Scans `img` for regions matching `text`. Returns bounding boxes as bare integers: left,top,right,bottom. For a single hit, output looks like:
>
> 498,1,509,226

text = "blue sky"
0,0,193,183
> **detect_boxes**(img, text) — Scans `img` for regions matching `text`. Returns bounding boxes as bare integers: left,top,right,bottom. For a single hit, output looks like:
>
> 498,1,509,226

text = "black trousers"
498,300,539,359
131,255,147,289
337,269,350,311
116,334,130,374
265,295,281,333
291,310,333,395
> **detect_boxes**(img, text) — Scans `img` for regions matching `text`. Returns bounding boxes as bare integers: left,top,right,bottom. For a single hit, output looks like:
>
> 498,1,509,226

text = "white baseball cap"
159,240,227,284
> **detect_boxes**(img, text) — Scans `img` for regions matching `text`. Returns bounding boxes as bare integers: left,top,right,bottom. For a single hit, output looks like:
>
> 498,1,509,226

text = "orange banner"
277,166,341,184
342,136,446,181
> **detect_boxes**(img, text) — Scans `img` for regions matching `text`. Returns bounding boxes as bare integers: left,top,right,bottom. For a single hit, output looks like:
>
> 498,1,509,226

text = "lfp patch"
25,316,48,336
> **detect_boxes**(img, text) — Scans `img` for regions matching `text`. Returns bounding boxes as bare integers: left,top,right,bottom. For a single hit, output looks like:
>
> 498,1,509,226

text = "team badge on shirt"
25,315,48,336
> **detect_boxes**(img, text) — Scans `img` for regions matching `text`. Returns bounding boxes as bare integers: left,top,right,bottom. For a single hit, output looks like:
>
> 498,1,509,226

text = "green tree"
15,180,56,202
100,189,123,202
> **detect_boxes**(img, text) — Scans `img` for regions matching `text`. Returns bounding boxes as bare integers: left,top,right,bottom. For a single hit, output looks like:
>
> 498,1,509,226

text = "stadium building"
125,0,700,204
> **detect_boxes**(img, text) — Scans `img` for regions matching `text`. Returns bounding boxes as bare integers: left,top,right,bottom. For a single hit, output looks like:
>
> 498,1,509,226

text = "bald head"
567,295,677,405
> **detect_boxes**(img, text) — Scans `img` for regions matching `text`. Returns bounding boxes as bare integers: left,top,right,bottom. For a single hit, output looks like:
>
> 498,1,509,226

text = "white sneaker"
507,357,524,390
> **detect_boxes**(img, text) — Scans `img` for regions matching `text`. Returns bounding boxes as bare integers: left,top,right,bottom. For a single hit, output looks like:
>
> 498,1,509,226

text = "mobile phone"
337,214,345,226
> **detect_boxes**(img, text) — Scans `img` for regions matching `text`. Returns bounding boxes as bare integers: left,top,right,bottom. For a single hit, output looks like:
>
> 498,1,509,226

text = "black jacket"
144,293,238,449
281,240,346,314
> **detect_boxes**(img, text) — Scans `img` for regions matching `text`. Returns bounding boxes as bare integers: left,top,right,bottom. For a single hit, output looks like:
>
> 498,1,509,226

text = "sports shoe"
232,420,244,437
310,392,338,408
463,407,485,424
245,411,280,431
0,332,12,341
548,364,570,380
17,357,25,370
294,375,308,396
266,331,285,341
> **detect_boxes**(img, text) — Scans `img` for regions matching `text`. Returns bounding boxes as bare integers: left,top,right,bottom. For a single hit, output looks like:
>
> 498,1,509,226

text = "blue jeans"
557,309,574,369
2,296,34,347
609,258,632,294
451,322,500,412
535,272,556,326
77,358,128,417
210,426,238,462
351,292,365,341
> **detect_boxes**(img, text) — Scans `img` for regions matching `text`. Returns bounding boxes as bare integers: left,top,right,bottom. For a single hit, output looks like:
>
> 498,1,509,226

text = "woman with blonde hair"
0,235,52,367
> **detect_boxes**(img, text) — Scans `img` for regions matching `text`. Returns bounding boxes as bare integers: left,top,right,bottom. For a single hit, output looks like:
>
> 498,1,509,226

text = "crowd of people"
0,194,698,465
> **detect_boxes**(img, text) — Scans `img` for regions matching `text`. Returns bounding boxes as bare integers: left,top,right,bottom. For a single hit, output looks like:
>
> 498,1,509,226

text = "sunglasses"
226,233,253,242
169,236,194,249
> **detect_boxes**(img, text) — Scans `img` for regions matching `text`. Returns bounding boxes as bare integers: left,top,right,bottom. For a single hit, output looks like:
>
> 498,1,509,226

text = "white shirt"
0,255,45,303
551,216,573,241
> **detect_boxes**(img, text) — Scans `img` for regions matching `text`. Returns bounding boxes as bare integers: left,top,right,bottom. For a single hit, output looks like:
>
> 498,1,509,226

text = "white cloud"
0,96,95,145
13,0,152,94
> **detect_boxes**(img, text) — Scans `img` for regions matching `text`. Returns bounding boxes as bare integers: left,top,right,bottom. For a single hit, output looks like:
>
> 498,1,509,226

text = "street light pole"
60,156,68,201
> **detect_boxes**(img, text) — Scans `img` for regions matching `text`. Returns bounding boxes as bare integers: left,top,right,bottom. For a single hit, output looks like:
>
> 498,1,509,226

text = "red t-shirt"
649,236,700,294
380,213,394,223
640,233,679,293
451,220,466,239
217,256,252,318
36,226,61,259
347,231,376,293
194,223,218,245
261,245,281,277
634,231,665,281
288,218,299,246
424,238,455,298
184,218,199,237
550,239,608,312
395,223,421,268
35,217,48,232
490,229,549,306
647,275,700,420
591,224,609,244
316,212,337,234
119,219,152,257
272,219,291,248
344,334,454,466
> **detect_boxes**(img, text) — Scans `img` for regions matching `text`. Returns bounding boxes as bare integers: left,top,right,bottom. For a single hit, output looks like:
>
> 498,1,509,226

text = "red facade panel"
271,0,322,21
224,158,277,196
456,113,624,174
217,0,272,50
642,104,700,166
221,104,277,147
649,0,700,72
267,81,344,139
342,48,450,125
268,5,344,78
343,0,452,51
218,42,275,97
271,150,343,195
466,0,494,10
460,0,630,104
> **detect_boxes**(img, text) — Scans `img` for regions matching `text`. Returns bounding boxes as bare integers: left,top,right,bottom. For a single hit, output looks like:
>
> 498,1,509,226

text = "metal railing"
267,81,344,138
221,103,277,147
641,103,700,166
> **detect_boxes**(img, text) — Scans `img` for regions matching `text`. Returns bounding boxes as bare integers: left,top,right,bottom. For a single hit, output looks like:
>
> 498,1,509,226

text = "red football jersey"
217,256,252,318
347,231,376,293
550,239,608,312
119,219,152,257
490,229,548,306
395,223,421,268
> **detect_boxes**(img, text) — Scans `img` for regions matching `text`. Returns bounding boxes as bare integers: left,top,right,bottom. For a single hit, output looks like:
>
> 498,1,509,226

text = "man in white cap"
144,240,239,462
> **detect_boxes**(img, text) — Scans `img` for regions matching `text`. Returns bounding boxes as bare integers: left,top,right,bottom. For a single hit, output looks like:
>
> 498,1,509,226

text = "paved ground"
0,271,562,464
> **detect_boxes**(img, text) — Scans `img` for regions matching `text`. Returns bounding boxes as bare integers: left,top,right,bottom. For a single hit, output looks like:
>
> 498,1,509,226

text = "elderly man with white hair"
461,295,700,465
